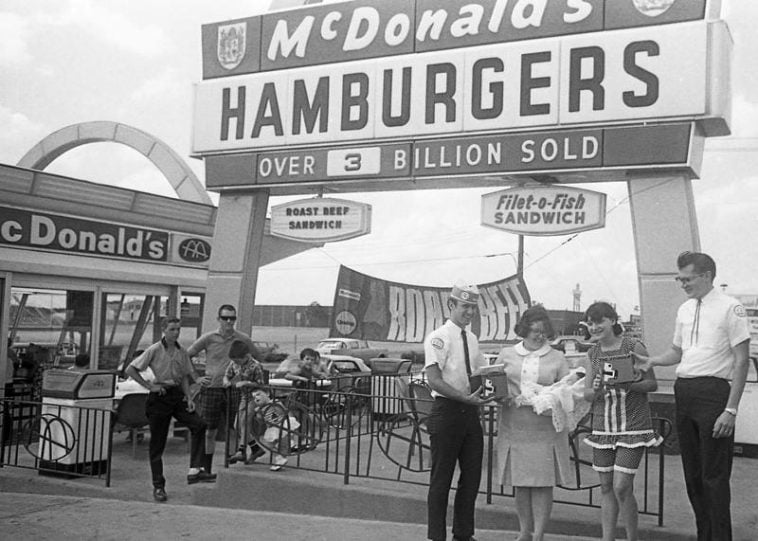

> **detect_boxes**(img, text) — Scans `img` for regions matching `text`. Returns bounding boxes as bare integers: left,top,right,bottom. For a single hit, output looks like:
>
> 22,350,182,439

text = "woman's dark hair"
514,305,555,340
584,302,623,336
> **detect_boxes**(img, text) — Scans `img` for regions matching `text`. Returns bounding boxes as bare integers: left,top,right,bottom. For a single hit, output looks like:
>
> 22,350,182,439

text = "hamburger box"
478,364,508,399
601,354,635,384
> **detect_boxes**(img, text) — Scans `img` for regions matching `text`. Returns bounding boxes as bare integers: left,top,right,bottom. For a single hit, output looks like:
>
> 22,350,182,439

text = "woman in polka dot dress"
582,302,662,541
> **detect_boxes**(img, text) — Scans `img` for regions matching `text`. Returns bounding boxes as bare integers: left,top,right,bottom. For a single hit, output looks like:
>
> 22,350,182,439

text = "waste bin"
369,358,413,420
38,369,116,476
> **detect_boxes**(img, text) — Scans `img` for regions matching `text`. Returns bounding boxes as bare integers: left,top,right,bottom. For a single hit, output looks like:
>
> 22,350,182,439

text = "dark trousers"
146,387,207,489
674,377,734,541
427,397,483,541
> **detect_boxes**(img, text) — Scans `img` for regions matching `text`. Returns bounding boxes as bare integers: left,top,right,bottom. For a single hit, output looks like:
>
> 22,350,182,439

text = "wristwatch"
724,407,738,416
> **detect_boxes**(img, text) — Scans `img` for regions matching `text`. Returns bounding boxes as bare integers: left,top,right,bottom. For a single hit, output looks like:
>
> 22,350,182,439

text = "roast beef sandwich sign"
270,197,371,242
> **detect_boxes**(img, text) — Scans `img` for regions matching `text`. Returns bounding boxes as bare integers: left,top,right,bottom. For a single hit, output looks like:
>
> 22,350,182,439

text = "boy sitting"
223,340,266,464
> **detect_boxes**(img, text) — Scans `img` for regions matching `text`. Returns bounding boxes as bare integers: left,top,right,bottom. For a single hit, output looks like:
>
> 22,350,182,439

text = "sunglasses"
219,316,237,322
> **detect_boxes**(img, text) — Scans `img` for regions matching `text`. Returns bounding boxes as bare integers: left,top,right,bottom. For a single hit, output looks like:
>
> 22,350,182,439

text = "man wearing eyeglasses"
188,304,261,479
635,252,750,541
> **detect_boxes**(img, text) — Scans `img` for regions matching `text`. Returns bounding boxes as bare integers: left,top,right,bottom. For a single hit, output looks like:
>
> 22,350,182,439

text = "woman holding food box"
582,301,661,541
493,305,572,541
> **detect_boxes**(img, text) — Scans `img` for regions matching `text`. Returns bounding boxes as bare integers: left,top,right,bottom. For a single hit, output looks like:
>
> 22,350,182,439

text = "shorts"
196,387,240,429
592,445,645,474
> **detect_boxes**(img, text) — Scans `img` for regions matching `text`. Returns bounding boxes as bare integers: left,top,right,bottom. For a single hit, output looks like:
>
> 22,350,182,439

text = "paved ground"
1,432,757,540
0,492,599,541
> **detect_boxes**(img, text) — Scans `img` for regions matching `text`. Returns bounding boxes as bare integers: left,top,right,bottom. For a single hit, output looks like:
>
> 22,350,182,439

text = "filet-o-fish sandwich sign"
481,185,606,236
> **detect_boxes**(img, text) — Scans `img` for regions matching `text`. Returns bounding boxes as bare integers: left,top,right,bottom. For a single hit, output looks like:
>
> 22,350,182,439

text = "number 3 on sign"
327,147,381,177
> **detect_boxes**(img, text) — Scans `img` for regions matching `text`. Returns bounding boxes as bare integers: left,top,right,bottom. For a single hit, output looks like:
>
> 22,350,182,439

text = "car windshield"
318,340,344,349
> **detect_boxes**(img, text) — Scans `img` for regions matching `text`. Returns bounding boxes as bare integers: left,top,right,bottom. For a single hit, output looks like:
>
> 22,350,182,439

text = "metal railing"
0,370,672,523
226,372,672,526
0,397,114,486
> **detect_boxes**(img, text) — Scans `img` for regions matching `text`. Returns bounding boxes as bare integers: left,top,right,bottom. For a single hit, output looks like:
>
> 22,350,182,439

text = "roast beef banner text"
329,265,531,343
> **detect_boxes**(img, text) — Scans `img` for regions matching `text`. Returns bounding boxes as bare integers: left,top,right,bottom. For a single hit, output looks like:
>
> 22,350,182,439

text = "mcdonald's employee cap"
450,283,480,305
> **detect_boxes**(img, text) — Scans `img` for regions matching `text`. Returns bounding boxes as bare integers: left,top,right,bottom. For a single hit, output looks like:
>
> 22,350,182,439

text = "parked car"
322,353,372,374
315,338,388,363
321,354,372,394
551,336,594,354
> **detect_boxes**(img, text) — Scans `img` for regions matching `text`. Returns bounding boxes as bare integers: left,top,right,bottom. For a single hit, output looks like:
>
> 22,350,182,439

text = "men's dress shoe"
453,537,476,541
153,487,167,502
187,470,217,484
228,450,245,464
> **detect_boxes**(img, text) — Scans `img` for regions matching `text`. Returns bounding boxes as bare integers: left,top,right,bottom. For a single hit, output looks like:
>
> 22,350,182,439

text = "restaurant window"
179,293,204,345
9,288,93,396
100,293,167,373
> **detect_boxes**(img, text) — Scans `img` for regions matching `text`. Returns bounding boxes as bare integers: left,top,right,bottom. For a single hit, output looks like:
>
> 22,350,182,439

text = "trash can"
369,358,413,420
38,369,116,476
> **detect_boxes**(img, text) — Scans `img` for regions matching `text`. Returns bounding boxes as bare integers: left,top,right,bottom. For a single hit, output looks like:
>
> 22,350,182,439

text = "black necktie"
461,330,472,376
462,330,481,392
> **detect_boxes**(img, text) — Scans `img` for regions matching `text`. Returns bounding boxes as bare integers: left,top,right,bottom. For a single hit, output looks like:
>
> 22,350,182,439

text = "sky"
1,0,757,320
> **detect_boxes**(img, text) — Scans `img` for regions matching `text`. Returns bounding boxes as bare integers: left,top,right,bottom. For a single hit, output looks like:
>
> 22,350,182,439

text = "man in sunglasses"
635,251,750,541
188,304,261,479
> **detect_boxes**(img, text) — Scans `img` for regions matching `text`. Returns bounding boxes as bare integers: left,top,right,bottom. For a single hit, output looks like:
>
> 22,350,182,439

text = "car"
321,353,372,374
315,338,388,362
551,335,594,354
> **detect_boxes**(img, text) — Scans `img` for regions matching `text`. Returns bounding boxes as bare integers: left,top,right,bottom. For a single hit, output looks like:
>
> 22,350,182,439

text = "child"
251,389,299,471
223,340,266,464
274,347,332,382
582,302,662,541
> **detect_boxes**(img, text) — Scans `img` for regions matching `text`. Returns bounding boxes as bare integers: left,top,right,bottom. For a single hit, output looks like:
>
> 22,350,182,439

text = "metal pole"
517,235,524,275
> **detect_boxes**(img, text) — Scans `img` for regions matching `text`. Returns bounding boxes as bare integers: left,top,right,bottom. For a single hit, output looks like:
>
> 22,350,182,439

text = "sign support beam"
202,190,270,335
628,174,701,381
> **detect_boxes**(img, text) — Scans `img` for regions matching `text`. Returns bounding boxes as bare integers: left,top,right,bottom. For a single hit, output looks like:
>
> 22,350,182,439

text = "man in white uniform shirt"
423,282,496,541
636,251,750,541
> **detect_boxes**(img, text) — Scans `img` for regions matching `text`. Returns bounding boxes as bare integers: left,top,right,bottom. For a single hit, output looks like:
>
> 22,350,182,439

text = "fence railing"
226,372,672,526
0,397,114,486
1,370,672,523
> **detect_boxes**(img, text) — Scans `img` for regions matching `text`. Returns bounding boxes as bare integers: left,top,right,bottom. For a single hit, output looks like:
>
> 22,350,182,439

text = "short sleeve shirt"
673,288,750,379
424,319,487,398
187,330,258,388
129,338,193,387
224,358,265,386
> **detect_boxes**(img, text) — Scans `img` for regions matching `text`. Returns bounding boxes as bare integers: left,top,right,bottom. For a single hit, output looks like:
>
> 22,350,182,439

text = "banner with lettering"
329,266,530,343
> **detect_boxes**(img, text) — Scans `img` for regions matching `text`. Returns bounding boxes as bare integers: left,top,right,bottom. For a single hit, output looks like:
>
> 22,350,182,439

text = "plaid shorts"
196,387,240,429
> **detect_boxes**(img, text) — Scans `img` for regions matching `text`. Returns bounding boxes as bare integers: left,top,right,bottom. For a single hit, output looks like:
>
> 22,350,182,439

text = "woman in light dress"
495,306,571,541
